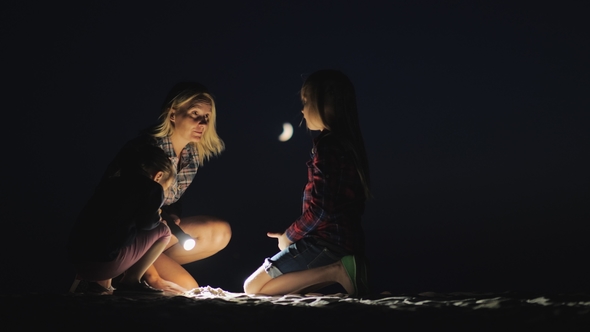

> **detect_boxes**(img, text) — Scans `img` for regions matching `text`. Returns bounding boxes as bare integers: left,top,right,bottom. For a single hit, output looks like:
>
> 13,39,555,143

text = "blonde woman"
103,82,231,294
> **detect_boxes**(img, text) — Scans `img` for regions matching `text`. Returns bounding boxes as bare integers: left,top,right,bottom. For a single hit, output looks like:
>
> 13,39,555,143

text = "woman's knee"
179,216,231,250
214,220,232,248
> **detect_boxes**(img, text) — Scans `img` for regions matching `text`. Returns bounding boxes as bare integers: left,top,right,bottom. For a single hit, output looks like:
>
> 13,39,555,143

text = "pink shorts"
74,223,171,281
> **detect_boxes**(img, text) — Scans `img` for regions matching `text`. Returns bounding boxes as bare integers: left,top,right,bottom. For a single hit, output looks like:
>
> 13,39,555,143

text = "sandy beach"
2,287,589,331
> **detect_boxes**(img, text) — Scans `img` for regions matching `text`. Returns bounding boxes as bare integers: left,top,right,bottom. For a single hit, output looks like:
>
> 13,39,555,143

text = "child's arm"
160,210,181,226
267,232,293,251
136,186,167,231
142,264,189,295
162,198,183,222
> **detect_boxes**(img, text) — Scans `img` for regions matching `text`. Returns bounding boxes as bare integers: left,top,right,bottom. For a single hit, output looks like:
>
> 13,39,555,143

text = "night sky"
3,1,589,295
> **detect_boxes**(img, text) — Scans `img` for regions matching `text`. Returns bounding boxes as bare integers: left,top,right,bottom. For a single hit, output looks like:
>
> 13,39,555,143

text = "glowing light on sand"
278,122,293,142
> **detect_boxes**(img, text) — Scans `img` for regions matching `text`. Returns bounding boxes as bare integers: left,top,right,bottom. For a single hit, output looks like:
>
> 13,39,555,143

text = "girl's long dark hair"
302,70,372,200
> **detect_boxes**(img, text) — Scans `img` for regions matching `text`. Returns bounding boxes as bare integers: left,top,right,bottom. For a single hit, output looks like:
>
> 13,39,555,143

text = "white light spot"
183,239,196,251
278,122,293,142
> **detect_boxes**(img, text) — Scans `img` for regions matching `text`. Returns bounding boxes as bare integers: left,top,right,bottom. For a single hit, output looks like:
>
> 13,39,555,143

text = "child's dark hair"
119,144,175,183
302,69,371,200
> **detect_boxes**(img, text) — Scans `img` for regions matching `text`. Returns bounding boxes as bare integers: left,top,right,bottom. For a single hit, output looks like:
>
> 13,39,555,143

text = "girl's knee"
243,274,259,294
243,266,270,294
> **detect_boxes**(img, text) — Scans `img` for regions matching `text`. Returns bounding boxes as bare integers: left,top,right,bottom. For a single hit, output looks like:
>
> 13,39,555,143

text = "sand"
1,287,589,331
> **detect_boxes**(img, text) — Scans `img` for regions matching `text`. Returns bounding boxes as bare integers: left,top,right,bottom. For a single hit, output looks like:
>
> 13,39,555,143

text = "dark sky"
3,1,589,295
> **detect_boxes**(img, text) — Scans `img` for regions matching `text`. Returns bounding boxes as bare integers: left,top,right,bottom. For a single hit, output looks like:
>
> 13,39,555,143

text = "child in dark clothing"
243,70,371,297
67,144,177,295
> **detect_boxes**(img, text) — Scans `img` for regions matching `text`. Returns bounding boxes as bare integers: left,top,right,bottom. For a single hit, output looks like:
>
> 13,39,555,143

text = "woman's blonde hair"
301,70,372,200
152,82,225,165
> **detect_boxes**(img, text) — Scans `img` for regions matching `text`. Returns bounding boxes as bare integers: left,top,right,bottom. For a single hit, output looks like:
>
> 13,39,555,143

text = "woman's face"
171,102,212,143
301,95,324,131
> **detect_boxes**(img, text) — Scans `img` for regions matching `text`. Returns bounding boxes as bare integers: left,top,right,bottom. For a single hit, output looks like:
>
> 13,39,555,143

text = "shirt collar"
156,136,200,169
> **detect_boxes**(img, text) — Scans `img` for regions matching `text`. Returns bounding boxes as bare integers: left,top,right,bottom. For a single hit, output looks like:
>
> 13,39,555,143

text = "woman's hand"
267,232,293,251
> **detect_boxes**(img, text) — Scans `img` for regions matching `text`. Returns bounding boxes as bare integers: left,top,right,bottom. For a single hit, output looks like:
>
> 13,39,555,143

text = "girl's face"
301,94,325,131
170,102,212,144
158,174,174,191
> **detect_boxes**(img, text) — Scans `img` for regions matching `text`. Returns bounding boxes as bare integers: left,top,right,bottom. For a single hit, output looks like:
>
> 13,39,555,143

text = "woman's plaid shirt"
153,136,199,206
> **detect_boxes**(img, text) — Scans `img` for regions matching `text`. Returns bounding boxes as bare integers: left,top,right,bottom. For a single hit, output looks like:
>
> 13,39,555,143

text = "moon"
278,122,293,142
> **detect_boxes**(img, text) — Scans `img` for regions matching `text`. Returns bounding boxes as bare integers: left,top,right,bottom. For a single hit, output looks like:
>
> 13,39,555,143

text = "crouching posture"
67,144,178,295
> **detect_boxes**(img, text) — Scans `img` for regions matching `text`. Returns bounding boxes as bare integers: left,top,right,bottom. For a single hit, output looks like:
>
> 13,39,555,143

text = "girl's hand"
267,232,293,251
144,276,189,295
142,265,190,295
169,214,181,225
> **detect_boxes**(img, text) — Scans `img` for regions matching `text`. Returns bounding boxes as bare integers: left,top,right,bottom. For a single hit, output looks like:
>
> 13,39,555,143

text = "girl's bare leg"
95,279,112,289
243,261,354,296
120,237,169,284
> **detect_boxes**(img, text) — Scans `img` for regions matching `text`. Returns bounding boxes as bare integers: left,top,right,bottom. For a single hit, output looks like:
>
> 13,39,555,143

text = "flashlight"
161,211,196,251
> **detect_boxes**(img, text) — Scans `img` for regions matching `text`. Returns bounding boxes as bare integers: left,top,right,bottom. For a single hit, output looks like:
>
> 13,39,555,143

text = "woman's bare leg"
150,251,199,291
243,261,354,296
147,215,231,290
163,215,231,264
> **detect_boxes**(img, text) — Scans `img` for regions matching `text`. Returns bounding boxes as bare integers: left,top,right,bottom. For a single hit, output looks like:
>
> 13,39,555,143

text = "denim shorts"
263,237,346,278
